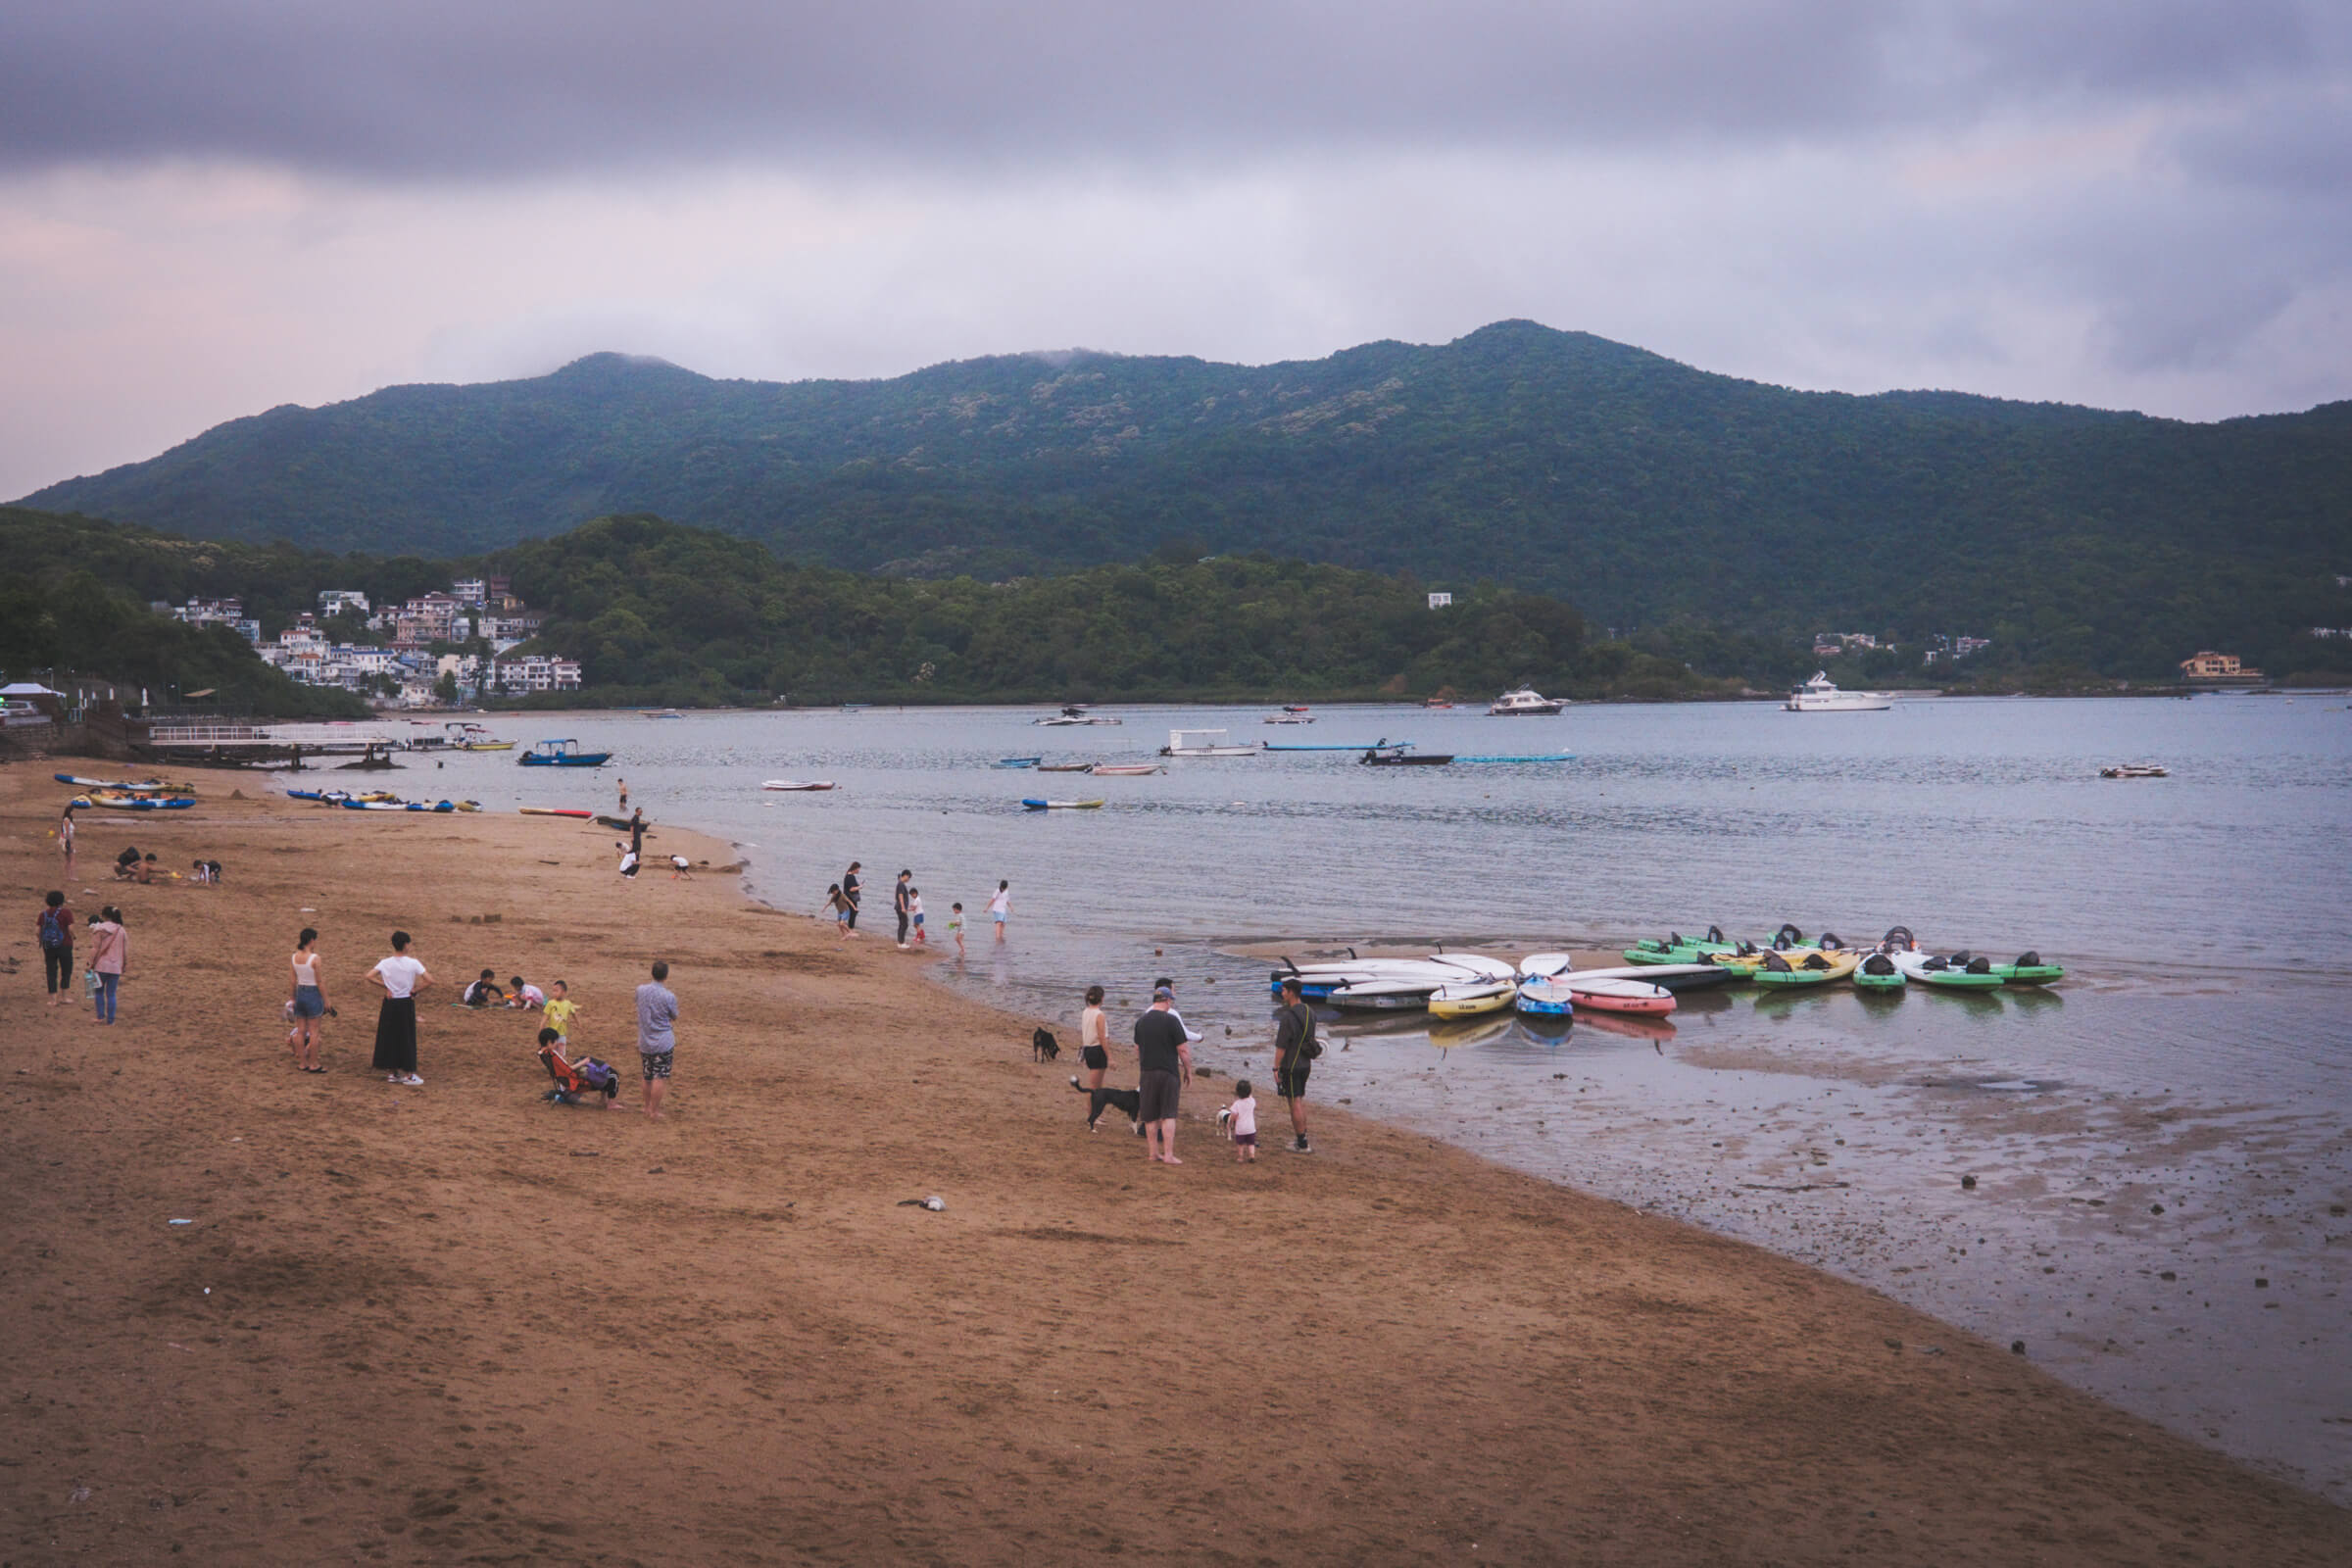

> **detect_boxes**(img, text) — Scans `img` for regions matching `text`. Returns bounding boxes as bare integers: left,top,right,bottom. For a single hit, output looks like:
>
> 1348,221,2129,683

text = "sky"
3,1,2348,499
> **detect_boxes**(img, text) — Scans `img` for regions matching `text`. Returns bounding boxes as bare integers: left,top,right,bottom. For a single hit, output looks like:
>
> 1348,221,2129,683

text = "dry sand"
4,760,2347,1564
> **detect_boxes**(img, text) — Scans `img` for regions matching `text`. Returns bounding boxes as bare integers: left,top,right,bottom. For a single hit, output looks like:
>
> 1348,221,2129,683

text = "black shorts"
1081,1045,1108,1070
1277,1057,1310,1100
1137,1069,1181,1124
641,1051,673,1080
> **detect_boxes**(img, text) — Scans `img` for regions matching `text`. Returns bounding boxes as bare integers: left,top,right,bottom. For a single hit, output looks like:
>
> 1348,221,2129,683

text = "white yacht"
1158,727,1259,757
1487,687,1565,716
1783,671,1893,711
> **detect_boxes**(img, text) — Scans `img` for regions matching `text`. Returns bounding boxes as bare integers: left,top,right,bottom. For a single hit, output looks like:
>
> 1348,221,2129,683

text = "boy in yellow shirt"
542,980,581,1042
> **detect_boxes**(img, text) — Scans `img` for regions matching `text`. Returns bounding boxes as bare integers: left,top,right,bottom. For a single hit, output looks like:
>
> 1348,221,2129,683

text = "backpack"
38,907,72,950
1291,1002,1323,1060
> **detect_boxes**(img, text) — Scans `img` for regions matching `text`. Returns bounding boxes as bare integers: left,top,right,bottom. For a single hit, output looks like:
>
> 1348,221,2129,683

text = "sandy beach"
5,759,2348,1564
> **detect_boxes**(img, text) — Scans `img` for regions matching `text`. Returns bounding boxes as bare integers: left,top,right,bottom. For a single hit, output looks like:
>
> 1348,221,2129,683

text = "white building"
489,655,582,692
318,589,370,614
452,578,487,606
1427,592,1453,609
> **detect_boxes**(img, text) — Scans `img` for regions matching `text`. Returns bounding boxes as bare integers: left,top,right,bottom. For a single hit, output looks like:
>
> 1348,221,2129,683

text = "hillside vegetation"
23,321,2352,681
0,507,1711,707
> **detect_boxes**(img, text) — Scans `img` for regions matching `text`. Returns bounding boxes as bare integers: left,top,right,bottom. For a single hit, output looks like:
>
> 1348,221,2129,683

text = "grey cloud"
0,2,2338,177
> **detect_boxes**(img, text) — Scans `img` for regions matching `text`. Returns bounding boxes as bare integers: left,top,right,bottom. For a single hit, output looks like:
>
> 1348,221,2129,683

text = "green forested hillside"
0,508,1711,706
0,510,368,717
23,321,2352,679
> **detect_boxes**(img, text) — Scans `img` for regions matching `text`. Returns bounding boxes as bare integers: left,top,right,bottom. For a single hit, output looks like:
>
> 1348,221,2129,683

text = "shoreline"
6,758,2348,1562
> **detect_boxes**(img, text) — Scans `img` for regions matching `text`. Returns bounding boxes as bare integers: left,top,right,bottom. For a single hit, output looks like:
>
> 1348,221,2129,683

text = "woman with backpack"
36,891,74,1006
87,906,127,1025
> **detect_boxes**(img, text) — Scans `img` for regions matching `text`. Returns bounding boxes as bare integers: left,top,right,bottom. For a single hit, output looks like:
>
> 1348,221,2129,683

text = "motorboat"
2100,763,2168,778
518,739,612,767
1034,705,1123,726
1159,728,1258,757
1087,763,1163,775
995,757,1044,768
1035,761,1096,772
444,721,514,751
1782,671,1893,711
1263,706,1315,724
1264,736,1414,752
1488,687,1565,716
1020,798,1104,809
760,779,837,791
1360,746,1452,765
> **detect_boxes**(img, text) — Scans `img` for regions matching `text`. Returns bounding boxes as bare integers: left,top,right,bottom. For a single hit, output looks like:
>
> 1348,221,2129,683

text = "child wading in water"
1227,1080,1259,1162
948,903,965,956
908,888,926,946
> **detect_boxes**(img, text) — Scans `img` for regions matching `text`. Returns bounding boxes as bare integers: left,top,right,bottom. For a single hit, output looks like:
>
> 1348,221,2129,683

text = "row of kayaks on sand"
1267,952,1712,1018
59,773,200,809
1270,923,2064,1016
1623,923,2063,991
285,789,482,812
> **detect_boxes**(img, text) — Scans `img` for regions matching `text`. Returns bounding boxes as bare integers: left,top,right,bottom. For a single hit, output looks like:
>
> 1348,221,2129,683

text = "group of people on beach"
262,926,678,1115
1077,973,1318,1164
823,860,1009,955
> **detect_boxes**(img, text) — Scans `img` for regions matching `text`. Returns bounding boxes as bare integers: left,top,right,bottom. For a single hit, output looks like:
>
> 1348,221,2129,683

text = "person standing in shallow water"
368,931,432,1085
989,880,1010,943
841,862,861,933
893,869,913,949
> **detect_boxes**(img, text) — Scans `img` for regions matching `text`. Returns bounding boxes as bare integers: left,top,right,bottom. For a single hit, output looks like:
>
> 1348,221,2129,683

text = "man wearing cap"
1133,985,1193,1164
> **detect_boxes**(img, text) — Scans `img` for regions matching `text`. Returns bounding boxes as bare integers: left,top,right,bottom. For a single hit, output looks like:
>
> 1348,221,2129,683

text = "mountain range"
23,321,2352,679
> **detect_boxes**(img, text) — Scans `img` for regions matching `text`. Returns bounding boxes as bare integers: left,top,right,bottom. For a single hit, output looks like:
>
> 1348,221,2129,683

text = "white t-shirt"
1229,1095,1257,1137
371,954,427,999
1168,1006,1204,1045
988,890,1008,918
516,983,545,1006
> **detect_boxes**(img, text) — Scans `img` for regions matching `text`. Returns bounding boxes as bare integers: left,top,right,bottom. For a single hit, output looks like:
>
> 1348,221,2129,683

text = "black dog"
1031,1027,1060,1063
1068,1075,1144,1134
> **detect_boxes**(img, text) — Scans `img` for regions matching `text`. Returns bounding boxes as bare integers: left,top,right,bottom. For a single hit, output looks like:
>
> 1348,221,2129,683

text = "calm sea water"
394,694,2352,1495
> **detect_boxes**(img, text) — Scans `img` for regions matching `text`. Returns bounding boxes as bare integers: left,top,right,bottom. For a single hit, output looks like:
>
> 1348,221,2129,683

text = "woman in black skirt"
367,930,434,1085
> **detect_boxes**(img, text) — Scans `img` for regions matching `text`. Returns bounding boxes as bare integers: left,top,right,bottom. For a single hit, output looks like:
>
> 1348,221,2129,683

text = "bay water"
402,693,2352,1497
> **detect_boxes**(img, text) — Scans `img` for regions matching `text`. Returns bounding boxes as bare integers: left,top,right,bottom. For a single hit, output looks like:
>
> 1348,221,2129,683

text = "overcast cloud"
3,2,2347,498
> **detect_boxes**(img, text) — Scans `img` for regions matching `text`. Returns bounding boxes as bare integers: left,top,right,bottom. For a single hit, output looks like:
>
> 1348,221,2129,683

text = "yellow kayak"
1751,950,1861,988
1428,983,1515,1018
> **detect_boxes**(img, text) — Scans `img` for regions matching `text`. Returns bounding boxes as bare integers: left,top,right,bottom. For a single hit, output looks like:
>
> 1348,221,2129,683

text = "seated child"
507,975,545,1009
537,1025,623,1109
463,968,508,1007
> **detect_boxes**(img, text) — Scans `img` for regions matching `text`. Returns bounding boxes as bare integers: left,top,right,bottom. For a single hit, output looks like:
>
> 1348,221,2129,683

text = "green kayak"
1895,953,2007,990
1853,953,1906,991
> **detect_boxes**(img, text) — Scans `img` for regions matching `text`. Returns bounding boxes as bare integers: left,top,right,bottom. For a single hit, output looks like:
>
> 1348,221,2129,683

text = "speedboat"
1487,687,1565,716
1782,671,1892,711
1360,746,1453,765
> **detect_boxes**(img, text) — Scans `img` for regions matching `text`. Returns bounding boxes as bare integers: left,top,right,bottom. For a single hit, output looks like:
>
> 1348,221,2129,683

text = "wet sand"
5,760,2348,1564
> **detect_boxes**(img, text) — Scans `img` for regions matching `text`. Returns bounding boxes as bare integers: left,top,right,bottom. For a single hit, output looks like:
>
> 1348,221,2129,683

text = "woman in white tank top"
287,927,329,1073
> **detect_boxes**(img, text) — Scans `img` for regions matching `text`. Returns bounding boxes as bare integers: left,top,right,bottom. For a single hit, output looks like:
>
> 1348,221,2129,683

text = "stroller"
537,1042,622,1106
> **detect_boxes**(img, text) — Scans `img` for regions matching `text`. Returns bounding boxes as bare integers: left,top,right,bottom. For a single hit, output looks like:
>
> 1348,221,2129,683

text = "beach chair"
537,1043,621,1105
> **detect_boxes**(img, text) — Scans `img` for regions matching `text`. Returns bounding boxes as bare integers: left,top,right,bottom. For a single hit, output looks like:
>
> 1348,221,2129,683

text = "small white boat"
1034,705,1123,726
1087,763,1163,776
1488,687,1565,716
1021,798,1105,810
761,779,837,791
1159,728,1258,757
1783,671,1892,711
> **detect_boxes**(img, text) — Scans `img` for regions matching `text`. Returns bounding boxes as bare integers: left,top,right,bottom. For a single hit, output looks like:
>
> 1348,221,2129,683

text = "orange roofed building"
2179,650,2266,685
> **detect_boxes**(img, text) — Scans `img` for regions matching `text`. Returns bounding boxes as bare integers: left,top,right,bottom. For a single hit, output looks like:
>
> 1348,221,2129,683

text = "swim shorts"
1276,1057,1310,1100
640,1051,673,1080
1137,1069,1180,1124
1081,1045,1109,1070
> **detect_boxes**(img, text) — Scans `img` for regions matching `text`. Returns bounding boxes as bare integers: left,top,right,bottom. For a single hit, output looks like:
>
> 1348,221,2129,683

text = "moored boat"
1159,728,1258,757
1782,671,1893,711
995,757,1044,768
1020,798,1105,809
518,739,612,767
1087,763,1163,775
760,779,837,791
1487,687,1565,716
1360,746,1453,765
2100,763,2168,778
